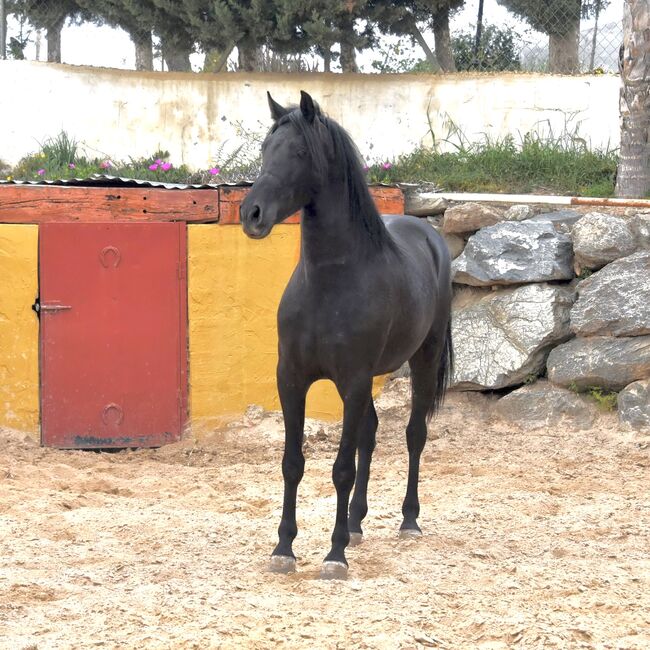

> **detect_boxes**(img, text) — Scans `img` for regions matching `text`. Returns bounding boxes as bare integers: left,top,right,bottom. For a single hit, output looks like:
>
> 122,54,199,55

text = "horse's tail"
427,315,453,422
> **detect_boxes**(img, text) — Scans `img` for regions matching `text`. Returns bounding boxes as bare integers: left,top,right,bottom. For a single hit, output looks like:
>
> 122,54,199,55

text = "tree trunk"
616,0,650,198
340,40,358,72
0,0,6,61
589,0,602,70
164,44,192,72
433,8,456,72
133,30,153,71
46,16,64,63
237,42,262,71
203,46,234,73
323,48,331,72
549,20,580,73
410,22,440,72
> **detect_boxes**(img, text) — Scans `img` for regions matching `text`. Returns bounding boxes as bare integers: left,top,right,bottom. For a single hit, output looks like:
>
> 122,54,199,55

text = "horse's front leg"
269,365,308,574
321,376,373,580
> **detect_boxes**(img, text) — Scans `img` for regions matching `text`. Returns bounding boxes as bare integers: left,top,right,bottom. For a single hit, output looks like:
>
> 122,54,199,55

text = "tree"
368,1,465,73
8,0,89,62
615,0,650,197
453,23,521,71
497,0,607,73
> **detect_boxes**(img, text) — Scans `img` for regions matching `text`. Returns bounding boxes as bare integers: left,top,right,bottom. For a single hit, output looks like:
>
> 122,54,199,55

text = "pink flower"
155,158,163,165
99,160,112,169
362,165,369,172
382,162,392,170
149,163,159,171
68,163,76,170
37,168,45,176
209,167,220,176
161,162,172,171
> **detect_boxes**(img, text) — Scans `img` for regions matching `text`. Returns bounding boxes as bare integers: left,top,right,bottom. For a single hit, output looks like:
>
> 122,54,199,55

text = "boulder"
571,251,650,336
451,283,574,390
503,204,534,222
429,223,465,260
572,212,637,271
404,191,449,217
452,221,574,286
618,379,650,430
495,381,597,431
547,335,650,391
442,202,503,234
628,213,650,249
529,209,584,233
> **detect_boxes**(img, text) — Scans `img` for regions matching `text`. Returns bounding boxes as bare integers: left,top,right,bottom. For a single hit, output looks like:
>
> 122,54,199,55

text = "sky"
5,0,624,72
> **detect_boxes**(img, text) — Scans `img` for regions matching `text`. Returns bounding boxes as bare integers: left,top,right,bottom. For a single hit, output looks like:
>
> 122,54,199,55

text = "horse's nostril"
250,205,261,224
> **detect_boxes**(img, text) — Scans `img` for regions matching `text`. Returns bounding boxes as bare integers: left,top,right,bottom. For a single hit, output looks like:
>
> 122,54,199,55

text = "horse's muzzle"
240,201,273,239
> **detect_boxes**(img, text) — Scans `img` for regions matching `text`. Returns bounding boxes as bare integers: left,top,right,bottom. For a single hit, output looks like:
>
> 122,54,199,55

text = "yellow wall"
188,224,386,430
0,225,39,435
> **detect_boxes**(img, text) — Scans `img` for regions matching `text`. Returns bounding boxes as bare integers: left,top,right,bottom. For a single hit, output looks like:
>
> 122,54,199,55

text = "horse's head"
241,90,327,239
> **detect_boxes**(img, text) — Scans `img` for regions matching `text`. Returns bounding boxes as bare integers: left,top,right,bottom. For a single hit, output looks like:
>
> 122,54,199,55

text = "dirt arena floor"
1,378,649,649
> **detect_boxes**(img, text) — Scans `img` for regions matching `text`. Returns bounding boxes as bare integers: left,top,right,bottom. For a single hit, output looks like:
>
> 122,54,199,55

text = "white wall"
0,61,620,170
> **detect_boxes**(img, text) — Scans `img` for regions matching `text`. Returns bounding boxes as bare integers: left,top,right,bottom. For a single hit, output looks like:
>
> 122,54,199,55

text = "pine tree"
8,0,89,62
497,0,608,73
368,1,465,72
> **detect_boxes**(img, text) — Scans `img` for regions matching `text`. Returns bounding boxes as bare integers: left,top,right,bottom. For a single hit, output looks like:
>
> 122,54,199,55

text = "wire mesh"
0,0,623,74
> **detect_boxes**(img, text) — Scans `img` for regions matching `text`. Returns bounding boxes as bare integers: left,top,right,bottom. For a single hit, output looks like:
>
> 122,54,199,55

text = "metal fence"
0,0,623,74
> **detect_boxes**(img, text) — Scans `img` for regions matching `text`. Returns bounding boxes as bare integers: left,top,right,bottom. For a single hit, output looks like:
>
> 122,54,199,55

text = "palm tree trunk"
616,0,650,198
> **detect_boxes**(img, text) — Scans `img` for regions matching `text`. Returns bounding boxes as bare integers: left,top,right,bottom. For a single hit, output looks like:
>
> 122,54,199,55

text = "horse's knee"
282,453,304,484
405,421,427,455
332,457,356,493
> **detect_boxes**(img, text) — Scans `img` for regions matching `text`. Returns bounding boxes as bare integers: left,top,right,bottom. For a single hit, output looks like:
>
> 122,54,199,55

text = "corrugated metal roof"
0,174,252,189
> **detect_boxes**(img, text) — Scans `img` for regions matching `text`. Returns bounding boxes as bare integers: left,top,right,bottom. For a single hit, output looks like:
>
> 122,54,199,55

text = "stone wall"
403,193,650,432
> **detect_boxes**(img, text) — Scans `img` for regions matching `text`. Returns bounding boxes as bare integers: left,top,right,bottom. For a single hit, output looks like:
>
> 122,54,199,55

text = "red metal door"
39,222,187,448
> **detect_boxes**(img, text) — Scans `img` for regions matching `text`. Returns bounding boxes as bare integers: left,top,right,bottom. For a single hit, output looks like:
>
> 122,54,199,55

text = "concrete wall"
0,61,620,170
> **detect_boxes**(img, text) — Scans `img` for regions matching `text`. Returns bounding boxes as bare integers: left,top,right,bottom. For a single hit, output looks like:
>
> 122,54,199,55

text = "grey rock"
405,192,449,217
452,221,574,286
547,335,650,391
571,251,650,336
451,283,575,390
503,204,534,221
618,379,650,430
495,381,597,430
629,213,650,249
530,209,584,233
572,212,637,271
442,202,504,234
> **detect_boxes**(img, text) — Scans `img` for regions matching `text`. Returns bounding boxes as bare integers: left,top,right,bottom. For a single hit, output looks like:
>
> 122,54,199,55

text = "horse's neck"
299,182,375,269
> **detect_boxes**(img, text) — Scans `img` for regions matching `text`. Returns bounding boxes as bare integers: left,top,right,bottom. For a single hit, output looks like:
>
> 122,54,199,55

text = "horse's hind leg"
400,330,445,537
348,400,378,546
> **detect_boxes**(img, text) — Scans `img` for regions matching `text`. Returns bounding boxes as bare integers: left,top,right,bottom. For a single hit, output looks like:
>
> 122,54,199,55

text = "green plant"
452,24,522,72
587,386,618,412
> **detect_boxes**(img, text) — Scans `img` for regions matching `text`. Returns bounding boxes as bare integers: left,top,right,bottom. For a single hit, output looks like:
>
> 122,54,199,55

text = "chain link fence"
0,0,623,74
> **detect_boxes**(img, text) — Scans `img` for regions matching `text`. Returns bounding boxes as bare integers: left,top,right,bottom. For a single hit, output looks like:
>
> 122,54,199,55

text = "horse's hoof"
320,561,348,580
268,555,296,574
348,532,364,547
399,528,423,540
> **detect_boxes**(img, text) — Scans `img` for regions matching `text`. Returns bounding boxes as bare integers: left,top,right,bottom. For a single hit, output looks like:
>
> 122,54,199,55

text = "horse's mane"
274,106,395,250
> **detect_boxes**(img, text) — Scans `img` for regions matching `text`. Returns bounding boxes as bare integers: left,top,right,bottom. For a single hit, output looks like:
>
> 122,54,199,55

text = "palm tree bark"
616,0,650,198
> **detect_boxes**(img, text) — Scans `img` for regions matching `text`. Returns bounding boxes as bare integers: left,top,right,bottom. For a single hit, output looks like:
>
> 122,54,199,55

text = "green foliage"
577,268,593,279
453,24,521,72
365,129,617,196
586,386,618,411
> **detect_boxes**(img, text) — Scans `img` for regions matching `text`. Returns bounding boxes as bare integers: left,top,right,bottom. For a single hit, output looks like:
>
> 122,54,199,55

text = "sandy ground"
1,378,649,650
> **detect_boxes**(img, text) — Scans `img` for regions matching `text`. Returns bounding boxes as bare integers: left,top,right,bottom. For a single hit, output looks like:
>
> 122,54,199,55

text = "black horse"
240,91,453,579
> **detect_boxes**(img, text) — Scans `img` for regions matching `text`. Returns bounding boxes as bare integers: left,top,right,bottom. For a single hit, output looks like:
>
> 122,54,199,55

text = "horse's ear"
267,92,288,121
300,90,316,124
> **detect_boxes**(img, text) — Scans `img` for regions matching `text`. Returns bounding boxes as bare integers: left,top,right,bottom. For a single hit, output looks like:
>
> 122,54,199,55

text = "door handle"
40,303,72,313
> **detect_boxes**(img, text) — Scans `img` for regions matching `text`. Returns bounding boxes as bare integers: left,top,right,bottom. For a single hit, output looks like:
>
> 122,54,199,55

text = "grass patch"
367,132,617,197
